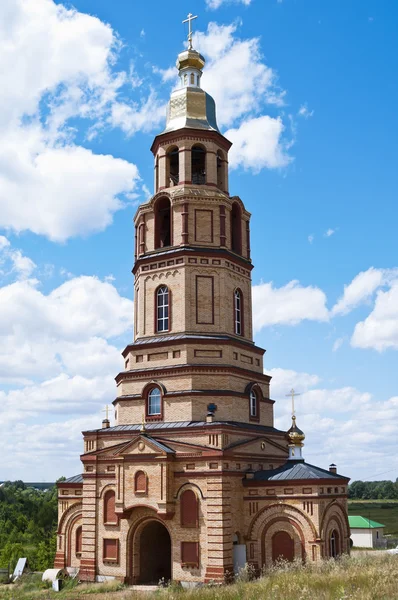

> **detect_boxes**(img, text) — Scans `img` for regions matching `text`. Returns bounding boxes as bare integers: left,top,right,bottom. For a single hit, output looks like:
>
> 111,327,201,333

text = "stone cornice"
115,363,272,385
150,127,232,155
132,245,253,275
122,334,265,357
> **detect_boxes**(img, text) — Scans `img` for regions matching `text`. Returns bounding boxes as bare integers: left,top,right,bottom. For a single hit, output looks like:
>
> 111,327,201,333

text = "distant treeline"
349,480,398,500
0,479,62,573
0,482,54,491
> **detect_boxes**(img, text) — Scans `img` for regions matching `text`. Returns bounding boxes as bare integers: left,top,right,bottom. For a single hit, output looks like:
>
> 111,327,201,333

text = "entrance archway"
139,520,171,584
272,531,294,562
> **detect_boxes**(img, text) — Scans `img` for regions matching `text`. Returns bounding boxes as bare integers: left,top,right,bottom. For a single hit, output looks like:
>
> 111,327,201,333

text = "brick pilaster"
205,476,234,583
79,475,97,582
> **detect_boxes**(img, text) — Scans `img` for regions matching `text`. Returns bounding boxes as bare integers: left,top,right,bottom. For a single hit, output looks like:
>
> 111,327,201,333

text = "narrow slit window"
234,289,242,335
250,390,257,418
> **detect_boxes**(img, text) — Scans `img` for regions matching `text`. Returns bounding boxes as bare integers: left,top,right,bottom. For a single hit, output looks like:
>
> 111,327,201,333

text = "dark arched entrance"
139,520,171,584
272,531,294,562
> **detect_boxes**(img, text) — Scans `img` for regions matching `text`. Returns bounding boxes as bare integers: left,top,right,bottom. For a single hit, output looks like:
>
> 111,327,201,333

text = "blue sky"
0,0,397,482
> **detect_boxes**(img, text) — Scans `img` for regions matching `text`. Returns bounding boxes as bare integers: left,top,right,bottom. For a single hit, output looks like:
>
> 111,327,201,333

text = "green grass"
348,500,398,536
1,555,398,600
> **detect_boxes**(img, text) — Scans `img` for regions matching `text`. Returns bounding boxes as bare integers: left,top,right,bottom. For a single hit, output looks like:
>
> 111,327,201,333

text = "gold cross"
182,13,198,49
102,405,110,420
286,388,300,417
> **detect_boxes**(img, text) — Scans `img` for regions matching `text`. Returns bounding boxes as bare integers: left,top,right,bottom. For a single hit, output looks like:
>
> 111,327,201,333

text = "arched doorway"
139,520,171,584
272,531,294,562
329,529,340,558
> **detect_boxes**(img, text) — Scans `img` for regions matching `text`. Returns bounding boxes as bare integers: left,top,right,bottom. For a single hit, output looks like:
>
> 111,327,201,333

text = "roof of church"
140,435,175,454
252,460,349,481
63,474,83,484
85,421,286,435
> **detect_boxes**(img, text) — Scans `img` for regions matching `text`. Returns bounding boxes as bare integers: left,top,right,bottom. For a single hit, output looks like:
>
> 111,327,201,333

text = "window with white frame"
148,388,161,416
250,390,258,418
234,289,242,335
156,286,169,332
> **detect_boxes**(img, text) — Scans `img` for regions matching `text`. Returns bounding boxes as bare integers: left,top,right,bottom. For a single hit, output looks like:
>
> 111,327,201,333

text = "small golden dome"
287,415,305,446
176,49,205,72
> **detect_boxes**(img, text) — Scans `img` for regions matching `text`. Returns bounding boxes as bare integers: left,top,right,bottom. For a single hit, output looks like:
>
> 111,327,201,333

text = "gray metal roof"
253,460,348,481
142,435,175,454
86,421,285,435
129,333,256,347
63,474,83,484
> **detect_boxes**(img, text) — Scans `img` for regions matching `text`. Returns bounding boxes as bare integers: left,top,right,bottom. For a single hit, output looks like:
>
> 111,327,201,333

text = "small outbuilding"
349,516,386,548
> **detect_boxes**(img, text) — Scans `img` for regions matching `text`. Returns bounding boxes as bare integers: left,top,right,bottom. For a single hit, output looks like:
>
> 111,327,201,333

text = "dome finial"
182,12,198,50
285,389,305,460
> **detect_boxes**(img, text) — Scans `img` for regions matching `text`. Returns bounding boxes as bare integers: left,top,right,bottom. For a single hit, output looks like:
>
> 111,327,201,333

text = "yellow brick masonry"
56,72,350,583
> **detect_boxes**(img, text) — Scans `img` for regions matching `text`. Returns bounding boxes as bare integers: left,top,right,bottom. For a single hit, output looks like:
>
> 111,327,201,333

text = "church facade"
55,37,350,585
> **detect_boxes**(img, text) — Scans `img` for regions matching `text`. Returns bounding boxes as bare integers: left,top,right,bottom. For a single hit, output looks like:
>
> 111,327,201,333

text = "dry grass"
1,553,397,600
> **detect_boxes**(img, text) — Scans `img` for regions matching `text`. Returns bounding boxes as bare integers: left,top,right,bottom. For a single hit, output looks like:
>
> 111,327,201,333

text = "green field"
348,500,398,536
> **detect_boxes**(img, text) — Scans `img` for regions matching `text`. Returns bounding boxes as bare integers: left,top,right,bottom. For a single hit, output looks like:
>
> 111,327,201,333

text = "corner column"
79,471,97,582
205,475,234,582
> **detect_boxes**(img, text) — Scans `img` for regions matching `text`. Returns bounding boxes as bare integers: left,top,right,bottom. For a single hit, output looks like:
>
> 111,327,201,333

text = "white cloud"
206,0,252,9
271,367,398,479
109,92,165,137
0,275,132,382
0,374,116,421
332,267,398,316
298,104,314,119
0,415,100,480
0,236,36,280
0,0,152,242
351,280,398,351
308,234,314,244
226,115,292,170
194,22,286,128
332,337,344,352
325,228,336,237
267,367,321,398
252,280,329,332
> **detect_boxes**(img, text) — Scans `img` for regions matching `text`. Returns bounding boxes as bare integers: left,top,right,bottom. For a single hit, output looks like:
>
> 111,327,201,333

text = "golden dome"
161,44,220,134
176,49,205,71
287,415,305,446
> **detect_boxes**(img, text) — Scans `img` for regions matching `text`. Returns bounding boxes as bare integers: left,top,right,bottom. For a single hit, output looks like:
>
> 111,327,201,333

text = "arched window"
191,145,206,185
147,387,162,417
231,202,242,254
181,489,198,527
104,490,117,524
156,286,170,332
75,526,82,555
135,470,147,494
167,147,179,187
154,197,171,249
329,529,340,558
184,73,188,85
217,150,225,190
190,73,195,85
234,289,243,336
250,389,259,420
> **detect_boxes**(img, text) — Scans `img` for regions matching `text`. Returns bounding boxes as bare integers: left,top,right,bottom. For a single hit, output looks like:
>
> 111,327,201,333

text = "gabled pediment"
226,436,287,457
117,434,175,457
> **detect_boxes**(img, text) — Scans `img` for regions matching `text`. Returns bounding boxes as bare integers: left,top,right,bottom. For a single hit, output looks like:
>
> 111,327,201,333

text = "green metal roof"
348,515,385,529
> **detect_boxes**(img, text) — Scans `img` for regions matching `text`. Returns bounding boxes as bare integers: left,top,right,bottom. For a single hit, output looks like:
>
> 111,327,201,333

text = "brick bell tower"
56,24,351,586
